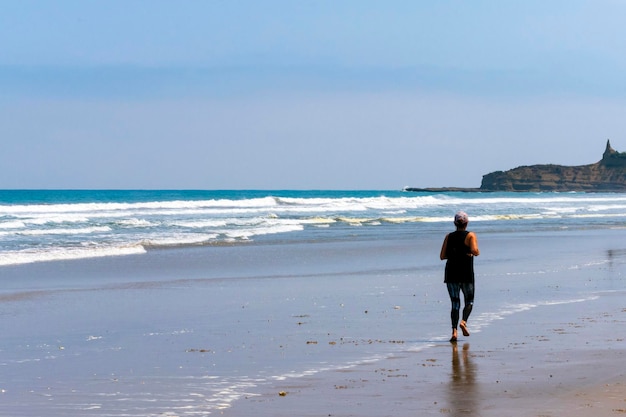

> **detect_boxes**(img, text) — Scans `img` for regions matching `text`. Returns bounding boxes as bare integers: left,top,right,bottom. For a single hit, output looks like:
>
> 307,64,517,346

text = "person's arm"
465,232,480,256
440,234,449,260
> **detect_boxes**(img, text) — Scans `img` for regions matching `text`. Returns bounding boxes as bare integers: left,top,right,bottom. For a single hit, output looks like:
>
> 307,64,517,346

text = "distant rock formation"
480,140,626,192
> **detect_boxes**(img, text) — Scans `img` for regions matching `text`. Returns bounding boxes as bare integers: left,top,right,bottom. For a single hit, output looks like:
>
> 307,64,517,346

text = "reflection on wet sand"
447,343,478,415
606,248,626,271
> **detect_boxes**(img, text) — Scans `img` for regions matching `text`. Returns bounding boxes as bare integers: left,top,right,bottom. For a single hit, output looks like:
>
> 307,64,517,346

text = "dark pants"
446,282,474,329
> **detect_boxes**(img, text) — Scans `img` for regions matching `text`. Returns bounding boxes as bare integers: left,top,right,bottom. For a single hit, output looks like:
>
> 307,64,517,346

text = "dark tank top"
444,230,474,284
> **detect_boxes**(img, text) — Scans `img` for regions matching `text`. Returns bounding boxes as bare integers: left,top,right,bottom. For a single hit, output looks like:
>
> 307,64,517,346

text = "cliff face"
480,141,626,192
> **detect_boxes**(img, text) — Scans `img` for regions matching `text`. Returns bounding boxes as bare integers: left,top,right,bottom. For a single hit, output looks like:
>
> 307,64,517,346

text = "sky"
1,1,626,190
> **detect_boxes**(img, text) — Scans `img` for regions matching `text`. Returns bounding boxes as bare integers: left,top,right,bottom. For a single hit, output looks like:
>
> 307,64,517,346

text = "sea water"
1,189,626,267
0,190,625,416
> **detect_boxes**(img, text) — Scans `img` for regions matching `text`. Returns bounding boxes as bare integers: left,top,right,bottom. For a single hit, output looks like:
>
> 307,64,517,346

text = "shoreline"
402,186,626,193
403,187,484,192
224,292,626,417
1,227,625,416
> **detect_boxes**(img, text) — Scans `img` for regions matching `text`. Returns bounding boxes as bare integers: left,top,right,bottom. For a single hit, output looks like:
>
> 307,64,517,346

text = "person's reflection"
447,343,478,415
607,249,615,270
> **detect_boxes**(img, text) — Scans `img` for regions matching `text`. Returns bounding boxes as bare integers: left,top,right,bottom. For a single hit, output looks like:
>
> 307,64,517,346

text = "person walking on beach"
440,211,480,342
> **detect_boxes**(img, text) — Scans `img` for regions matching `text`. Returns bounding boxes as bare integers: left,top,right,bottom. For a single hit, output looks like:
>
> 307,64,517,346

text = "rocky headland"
406,140,626,192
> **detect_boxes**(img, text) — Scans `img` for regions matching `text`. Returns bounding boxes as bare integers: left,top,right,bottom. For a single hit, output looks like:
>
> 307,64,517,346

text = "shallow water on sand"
0,226,625,416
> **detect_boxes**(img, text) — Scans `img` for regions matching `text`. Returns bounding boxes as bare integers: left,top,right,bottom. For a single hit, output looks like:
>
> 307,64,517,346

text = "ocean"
1,189,626,267
1,190,625,416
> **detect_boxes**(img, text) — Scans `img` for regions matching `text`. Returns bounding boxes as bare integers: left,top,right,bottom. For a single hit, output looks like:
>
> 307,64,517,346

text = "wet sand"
1,228,625,416
225,291,626,417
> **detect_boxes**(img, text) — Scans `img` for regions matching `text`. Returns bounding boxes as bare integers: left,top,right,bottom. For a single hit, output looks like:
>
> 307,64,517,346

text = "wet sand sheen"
226,294,626,416
0,228,625,416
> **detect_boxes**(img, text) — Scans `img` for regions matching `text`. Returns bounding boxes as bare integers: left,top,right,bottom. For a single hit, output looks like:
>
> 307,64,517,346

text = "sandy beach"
221,229,626,417
1,225,625,416
225,293,626,417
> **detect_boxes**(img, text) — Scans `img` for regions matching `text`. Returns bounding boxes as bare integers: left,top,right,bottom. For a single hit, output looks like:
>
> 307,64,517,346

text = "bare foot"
450,328,458,343
459,321,470,337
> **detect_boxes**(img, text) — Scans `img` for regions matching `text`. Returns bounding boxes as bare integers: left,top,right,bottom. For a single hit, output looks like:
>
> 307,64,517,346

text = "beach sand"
220,227,626,417
225,293,626,417
1,229,626,416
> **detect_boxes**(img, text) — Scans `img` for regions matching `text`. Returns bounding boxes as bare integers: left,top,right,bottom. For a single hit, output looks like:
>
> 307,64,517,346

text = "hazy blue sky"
2,1,626,189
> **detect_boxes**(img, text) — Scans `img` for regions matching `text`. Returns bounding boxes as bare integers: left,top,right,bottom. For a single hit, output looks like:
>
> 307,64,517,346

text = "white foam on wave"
478,213,545,221
141,233,220,248
0,245,147,266
3,219,88,242
0,220,26,229
571,212,626,219
302,217,336,225
469,295,598,334
171,219,229,228
587,203,626,212
224,223,304,240
269,195,448,214
443,194,626,206
3,193,626,231
117,218,157,227
3,192,626,270
6,226,112,236
25,214,91,224
0,197,281,215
